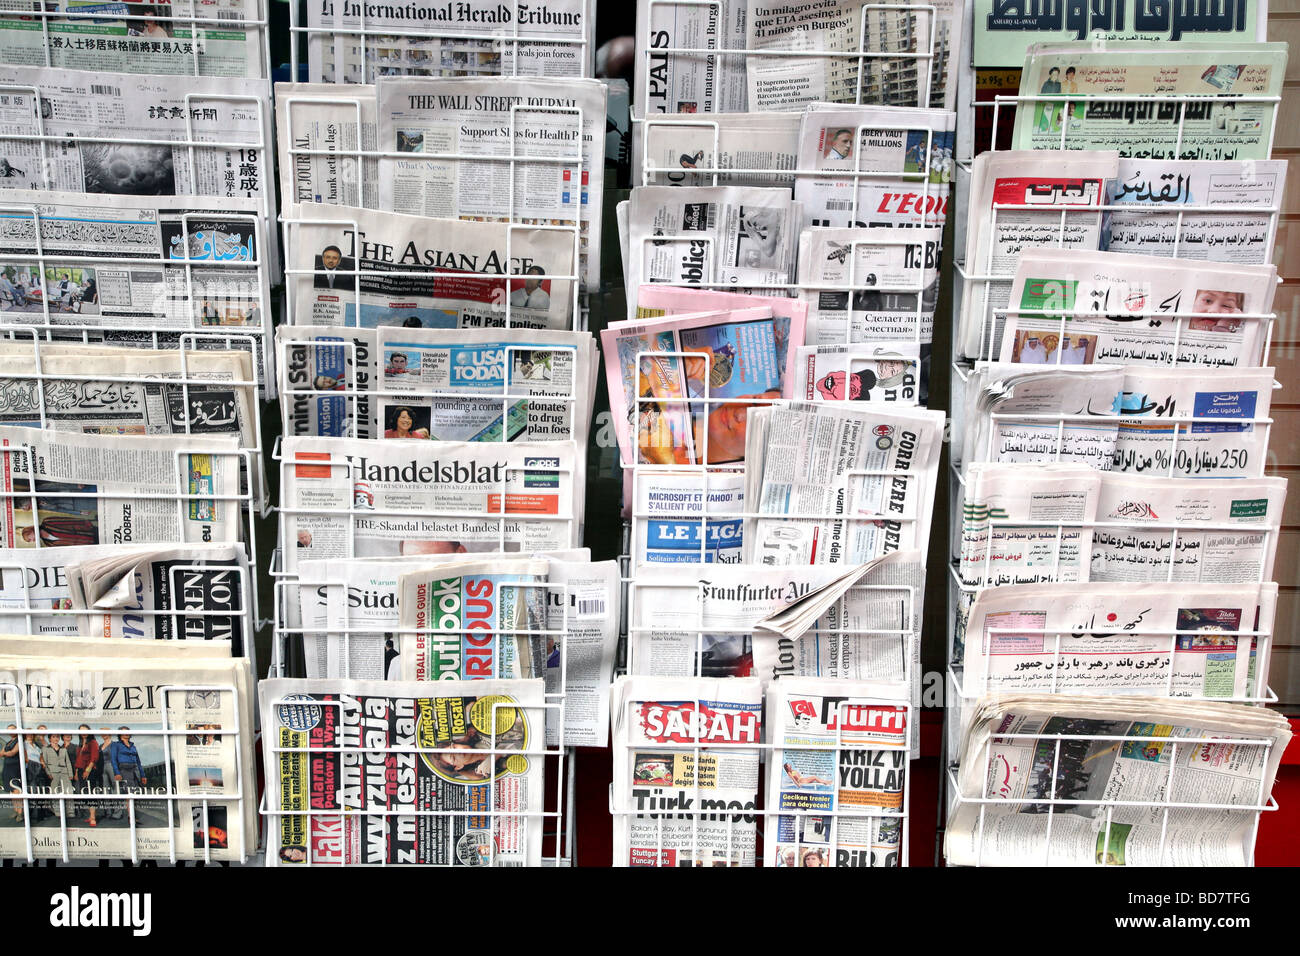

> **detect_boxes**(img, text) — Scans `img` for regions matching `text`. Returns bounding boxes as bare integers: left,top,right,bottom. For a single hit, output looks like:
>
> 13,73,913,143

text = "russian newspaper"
794,345,922,405
275,82,380,210
743,401,945,564
374,76,605,289
946,694,1290,866
307,0,593,83
767,677,908,867
0,426,243,548
624,185,802,316
973,0,1267,67
285,202,578,331
1011,41,1288,159
262,677,546,865
0,648,256,861
641,112,800,187
611,675,763,866
0,66,278,275
0,0,267,77
279,434,580,577
1107,158,1286,262
958,150,1118,359
1001,250,1277,368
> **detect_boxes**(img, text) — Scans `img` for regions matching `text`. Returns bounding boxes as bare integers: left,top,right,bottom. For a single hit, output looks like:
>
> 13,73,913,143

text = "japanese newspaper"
285,202,578,331
0,0,268,77
611,675,763,866
307,0,593,83
1011,41,1288,160
279,434,581,578
767,677,907,867
262,677,546,865
374,76,605,289
0,650,255,861
0,425,243,548
946,694,1290,866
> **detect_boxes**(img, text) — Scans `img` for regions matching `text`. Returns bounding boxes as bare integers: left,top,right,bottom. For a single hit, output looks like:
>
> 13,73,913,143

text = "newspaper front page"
631,466,746,566
275,82,380,210
374,76,605,289
611,675,763,866
767,677,907,867
263,677,545,865
641,112,800,187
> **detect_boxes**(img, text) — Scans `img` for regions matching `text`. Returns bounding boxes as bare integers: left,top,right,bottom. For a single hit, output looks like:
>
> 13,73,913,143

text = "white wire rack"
275,332,583,443
0,202,276,400
0,0,272,79
947,724,1280,866
261,689,569,865
288,0,595,84
609,686,913,866
0,681,248,865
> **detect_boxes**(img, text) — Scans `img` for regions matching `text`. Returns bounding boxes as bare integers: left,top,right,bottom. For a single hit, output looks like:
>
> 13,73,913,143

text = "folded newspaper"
610,675,763,867
766,677,908,867
0,645,256,861
640,112,800,188
946,694,1291,866
279,434,581,578
0,425,243,548
262,677,546,865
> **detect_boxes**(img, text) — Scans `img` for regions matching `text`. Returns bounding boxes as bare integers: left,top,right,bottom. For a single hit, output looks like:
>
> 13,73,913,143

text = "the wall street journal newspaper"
262,677,546,865
766,677,907,867
743,401,945,565
1011,41,1288,159
641,112,800,187
946,694,1290,866
0,425,243,548
285,202,578,331
307,0,593,83
0,66,278,275
374,76,605,289
279,434,580,578
0,0,268,77
0,651,255,861
1107,157,1286,262
1001,249,1277,368
275,82,380,210
973,0,1268,67
611,675,762,866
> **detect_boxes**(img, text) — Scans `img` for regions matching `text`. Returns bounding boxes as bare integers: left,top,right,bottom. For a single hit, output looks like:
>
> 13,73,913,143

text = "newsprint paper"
262,677,545,865
611,675,763,866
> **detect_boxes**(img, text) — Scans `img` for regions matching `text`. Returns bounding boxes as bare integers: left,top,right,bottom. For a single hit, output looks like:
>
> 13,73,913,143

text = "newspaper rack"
287,0,595,83
608,682,914,866
946,725,1280,867
278,91,594,320
0,681,249,865
0,1,272,79
0,199,277,402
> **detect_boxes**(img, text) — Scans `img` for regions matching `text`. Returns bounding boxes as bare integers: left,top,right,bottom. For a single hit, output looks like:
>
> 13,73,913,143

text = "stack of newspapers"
268,62,617,866
606,3,961,867
0,2,273,862
945,37,1292,866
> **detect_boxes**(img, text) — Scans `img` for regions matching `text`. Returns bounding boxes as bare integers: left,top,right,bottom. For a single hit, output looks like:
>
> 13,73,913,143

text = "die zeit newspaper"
612,676,762,866
767,678,907,867
263,678,544,866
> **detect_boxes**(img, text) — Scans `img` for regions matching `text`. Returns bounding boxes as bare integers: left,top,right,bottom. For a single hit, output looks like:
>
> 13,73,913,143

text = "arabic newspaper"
279,434,580,578
1001,249,1277,368
0,66,278,275
0,650,255,861
0,0,268,77
946,694,1290,866
1107,157,1286,262
767,677,907,867
611,675,763,866
0,425,243,548
973,0,1268,67
743,401,945,565
285,201,578,331
374,76,605,289
262,677,545,865
1010,41,1288,160
641,112,800,187
306,0,593,83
